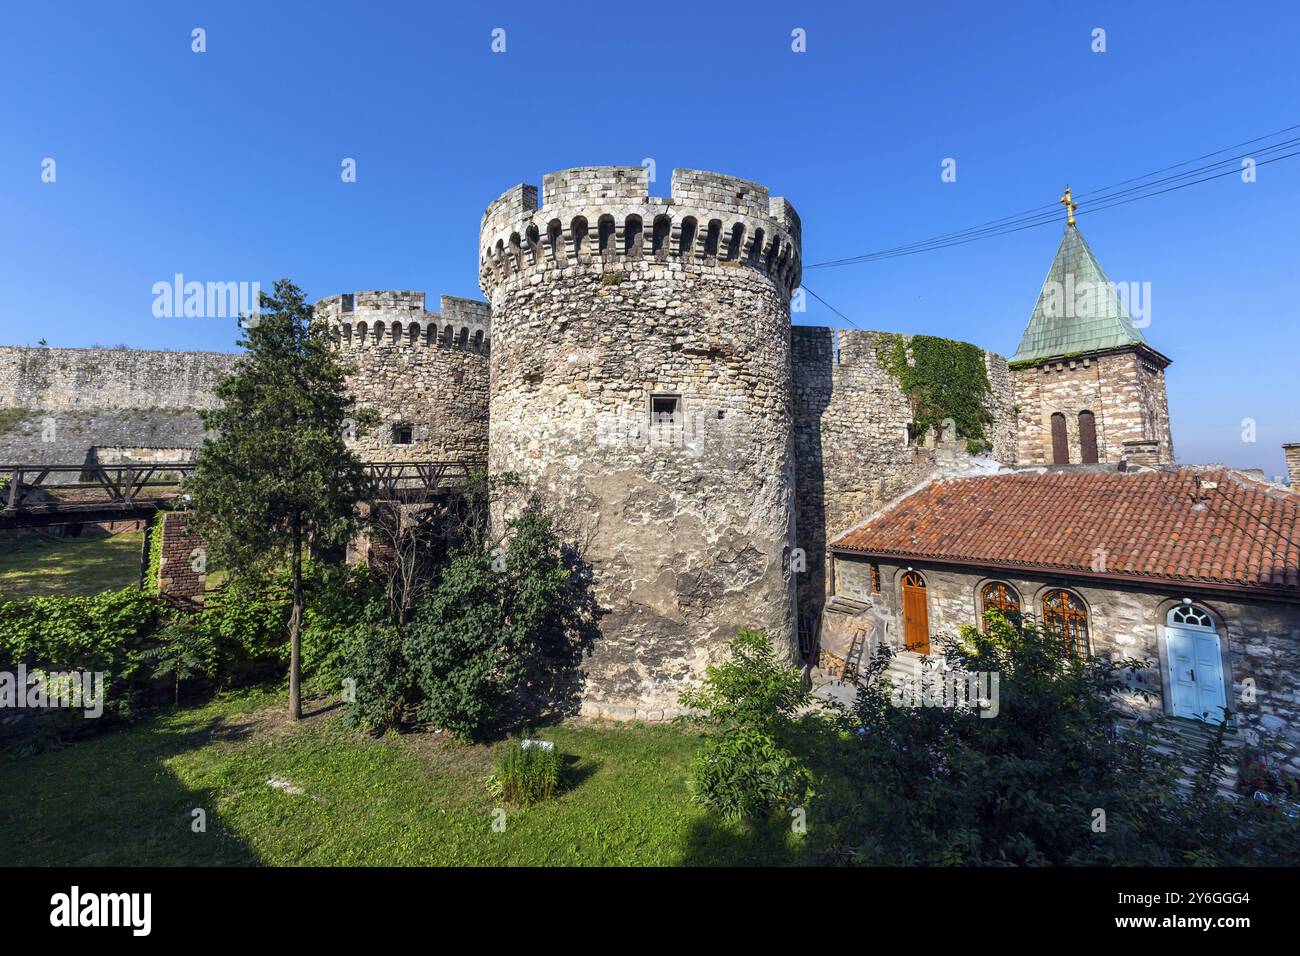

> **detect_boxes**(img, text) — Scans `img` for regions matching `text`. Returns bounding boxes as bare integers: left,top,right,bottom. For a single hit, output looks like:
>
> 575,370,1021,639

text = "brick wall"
157,511,207,604
1285,443,1300,488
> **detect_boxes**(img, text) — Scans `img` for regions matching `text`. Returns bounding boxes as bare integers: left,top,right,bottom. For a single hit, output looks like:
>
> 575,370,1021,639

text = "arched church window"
1169,604,1214,628
980,581,1021,630
1042,589,1089,656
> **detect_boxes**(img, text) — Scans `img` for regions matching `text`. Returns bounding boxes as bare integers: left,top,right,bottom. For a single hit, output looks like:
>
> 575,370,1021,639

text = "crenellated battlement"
315,291,491,353
478,166,802,297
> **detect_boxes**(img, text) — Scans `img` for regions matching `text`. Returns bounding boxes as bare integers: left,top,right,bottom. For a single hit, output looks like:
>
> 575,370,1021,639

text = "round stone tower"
479,166,802,716
315,291,491,465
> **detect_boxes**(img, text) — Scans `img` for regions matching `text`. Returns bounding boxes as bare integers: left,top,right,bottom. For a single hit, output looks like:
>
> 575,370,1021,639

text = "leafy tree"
139,621,218,708
187,279,370,718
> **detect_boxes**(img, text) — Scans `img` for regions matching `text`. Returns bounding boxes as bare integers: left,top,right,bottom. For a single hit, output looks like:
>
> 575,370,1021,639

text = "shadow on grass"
678,812,815,866
560,752,600,794
0,707,264,866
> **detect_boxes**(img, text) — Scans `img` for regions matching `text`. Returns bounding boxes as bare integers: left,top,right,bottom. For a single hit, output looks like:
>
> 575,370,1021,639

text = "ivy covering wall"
142,513,163,595
875,333,994,455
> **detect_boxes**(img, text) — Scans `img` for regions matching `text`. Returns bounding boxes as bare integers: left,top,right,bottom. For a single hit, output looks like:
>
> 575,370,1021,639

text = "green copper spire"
1011,222,1153,364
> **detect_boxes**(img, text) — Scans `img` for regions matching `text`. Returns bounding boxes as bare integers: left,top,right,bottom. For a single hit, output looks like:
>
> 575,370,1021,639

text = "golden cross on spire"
1060,185,1078,227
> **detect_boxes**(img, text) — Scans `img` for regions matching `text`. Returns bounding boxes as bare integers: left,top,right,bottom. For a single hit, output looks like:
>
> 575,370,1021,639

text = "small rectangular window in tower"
650,393,681,426
391,423,413,445
870,562,881,593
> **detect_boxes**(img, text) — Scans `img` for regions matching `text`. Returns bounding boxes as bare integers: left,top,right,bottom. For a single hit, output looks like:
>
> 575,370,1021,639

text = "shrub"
138,619,220,707
678,629,812,822
403,508,597,740
340,599,410,734
489,738,562,806
301,564,381,688
0,560,374,730
689,727,812,823
830,611,1300,865
0,588,162,720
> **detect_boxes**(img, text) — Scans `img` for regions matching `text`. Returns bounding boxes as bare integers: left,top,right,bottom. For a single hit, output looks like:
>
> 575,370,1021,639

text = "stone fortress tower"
315,291,491,465
479,167,803,716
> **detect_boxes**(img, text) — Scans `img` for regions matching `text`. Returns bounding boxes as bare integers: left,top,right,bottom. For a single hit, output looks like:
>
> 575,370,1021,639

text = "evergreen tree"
187,279,369,718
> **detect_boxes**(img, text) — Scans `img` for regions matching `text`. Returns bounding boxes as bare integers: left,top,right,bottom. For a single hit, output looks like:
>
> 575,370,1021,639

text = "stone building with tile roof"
827,465,1300,775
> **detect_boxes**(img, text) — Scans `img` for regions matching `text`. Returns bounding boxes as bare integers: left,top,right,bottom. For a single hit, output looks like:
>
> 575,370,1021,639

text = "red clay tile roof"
831,467,1300,594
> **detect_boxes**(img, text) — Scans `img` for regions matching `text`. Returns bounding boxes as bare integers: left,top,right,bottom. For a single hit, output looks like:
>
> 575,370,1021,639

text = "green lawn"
0,530,144,599
0,687,819,866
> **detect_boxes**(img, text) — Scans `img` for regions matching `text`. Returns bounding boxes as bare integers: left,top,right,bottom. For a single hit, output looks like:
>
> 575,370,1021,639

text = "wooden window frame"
980,580,1021,631
1042,588,1090,656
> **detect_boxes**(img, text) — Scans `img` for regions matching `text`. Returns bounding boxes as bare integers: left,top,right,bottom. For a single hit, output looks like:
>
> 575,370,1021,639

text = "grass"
0,687,820,866
0,530,144,599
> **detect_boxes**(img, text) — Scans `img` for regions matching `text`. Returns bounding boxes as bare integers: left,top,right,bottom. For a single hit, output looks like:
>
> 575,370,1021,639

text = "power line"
800,283,864,330
824,147,1300,267
812,143,1300,267
807,124,1300,269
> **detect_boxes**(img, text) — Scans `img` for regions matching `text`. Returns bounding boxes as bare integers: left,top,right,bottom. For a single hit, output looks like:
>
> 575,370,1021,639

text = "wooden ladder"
842,627,869,683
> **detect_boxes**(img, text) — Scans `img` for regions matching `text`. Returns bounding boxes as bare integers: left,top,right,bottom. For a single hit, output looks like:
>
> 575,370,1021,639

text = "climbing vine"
875,333,994,455
142,513,164,595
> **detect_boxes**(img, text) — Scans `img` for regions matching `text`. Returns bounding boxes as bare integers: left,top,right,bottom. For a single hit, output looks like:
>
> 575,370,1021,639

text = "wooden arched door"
901,571,930,654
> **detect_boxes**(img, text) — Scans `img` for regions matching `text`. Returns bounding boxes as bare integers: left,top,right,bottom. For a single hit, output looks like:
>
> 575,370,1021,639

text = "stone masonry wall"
1011,348,1174,466
314,292,491,464
480,166,802,716
0,346,237,465
791,328,1016,617
835,554,1300,776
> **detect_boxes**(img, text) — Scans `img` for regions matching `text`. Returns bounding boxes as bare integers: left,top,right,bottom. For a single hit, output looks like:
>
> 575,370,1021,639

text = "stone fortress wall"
479,166,803,716
0,346,239,465
791,327,1018,615
314,291,490,464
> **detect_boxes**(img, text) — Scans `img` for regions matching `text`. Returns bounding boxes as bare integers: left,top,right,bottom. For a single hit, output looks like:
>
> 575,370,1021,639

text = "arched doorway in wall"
901,571,930,655
1165,604,1229,723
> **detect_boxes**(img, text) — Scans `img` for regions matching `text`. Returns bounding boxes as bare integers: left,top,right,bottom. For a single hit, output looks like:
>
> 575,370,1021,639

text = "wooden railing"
0,460,482,528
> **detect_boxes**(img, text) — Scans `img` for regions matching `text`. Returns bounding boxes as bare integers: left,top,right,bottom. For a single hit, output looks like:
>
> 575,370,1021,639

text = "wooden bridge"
0,460,479,530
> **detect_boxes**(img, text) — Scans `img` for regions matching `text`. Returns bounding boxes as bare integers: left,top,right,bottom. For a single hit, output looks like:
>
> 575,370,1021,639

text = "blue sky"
2,1,1297,474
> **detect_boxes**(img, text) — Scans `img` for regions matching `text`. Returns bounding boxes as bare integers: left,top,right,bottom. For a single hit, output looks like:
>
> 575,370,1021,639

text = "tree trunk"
289,514,303,720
